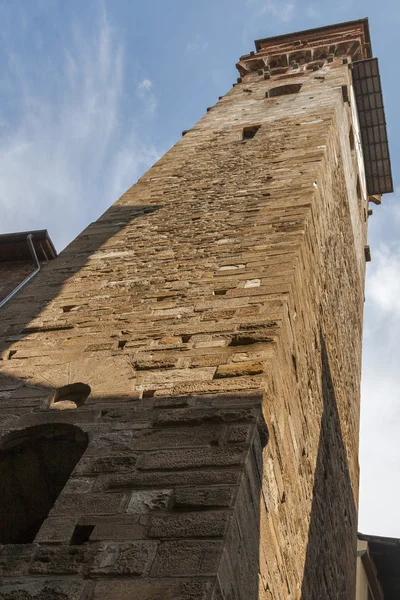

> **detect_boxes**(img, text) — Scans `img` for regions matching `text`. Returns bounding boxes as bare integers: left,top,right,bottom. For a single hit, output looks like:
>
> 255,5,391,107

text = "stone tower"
0,19,393,600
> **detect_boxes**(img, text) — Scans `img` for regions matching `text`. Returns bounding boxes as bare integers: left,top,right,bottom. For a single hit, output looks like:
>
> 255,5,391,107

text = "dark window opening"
267,83,302,98
242,125,261,140
356,176,363,211
70,524,95,545
62,305,78,313
357,177,362,198
306,60,325,71
0,423,88,544
50,382,91,410
349,127,355,152
270,67,288,75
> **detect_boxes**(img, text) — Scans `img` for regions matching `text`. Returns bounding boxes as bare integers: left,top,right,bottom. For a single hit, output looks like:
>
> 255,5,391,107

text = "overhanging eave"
352,58,393,195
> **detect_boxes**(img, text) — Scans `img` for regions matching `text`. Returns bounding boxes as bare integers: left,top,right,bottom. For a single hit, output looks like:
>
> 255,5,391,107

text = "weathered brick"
92,579,211,600
227,424,252,444
30,546,87,575
138,447,246,471
76,454,138,474
0,545,36,578
152,407,259,427
214,361,265,378
148,511,230,539
174,487,236,509
34,517,77,544
90,541,157,576
107,468,242,490
0,581,87,600
127,490,173,514
150,540,223,577
52,493,126,516
131,424,223,449
90,516,148,541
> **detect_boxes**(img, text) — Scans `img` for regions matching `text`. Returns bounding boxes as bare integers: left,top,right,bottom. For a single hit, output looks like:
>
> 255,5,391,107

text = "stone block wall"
0,393,267,599
0,22,371,600
0,262,36,304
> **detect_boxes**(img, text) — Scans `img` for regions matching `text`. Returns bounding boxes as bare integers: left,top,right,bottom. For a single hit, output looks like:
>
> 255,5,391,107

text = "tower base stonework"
0,393,267,600
0,20,393,600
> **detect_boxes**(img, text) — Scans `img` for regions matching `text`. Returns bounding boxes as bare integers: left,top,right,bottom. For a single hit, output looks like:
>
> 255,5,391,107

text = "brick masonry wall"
0,31,368,600
0,262,36,304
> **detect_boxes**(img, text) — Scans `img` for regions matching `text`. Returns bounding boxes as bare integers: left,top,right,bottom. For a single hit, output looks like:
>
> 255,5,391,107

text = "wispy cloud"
306,5,320,19
136,78,157,114
358,193,400,536
259,0,296,22
241,0,297,45
186,37,209,55
366,243,400,318
0,7,160,251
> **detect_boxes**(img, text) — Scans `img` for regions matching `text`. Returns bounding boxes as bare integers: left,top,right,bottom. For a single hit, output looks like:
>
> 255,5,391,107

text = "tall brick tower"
0,19,393,600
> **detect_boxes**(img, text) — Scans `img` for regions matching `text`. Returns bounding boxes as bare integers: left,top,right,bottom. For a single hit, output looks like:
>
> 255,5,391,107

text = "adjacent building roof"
358,533,400,599
0,230,57,263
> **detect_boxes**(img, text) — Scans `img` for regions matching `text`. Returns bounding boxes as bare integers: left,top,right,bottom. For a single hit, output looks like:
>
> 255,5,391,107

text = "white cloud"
366,243,400,318
137,79,152,92
136,78,157,114
358,199,400,537
0,7,160,251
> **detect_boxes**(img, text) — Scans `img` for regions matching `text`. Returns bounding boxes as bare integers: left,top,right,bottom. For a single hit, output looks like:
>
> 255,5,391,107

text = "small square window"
242,125,261,140
70,524,95,545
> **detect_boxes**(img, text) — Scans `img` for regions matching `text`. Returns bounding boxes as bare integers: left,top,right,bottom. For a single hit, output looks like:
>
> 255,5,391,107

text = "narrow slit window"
267,83,302,98
356,176,363,211
242,125,261,140
349,126,355,152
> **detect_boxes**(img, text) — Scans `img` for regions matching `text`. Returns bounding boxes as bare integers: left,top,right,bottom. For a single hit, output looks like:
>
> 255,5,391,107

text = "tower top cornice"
237,19,372,76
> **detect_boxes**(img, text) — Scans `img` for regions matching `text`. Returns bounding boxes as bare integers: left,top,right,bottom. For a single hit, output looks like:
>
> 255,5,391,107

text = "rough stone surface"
150,540,223,577
147,511,229,539
0,21,373,600
90,541,156,576
92,579,211,600
126,490,173,514
174,487,235,508
0,581,87,600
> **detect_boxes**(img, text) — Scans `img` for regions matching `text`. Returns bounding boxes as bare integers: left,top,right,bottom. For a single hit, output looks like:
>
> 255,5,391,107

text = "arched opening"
49,382,91,410
0,423,88,544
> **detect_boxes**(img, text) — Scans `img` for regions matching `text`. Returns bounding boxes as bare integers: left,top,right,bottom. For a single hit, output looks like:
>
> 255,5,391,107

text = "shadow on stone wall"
300,332,357,599
0,204,160,398
0,205,268,599
0,208,357,598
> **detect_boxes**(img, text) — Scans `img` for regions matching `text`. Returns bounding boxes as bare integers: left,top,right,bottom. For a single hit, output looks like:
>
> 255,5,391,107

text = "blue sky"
0,0,399,538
